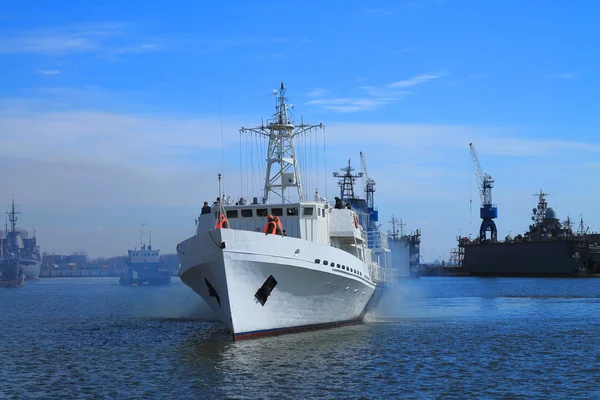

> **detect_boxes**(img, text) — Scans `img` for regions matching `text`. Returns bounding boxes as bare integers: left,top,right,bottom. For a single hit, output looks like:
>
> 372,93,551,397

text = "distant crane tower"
359,152,378,227
359,152,375,209
469,143,498,241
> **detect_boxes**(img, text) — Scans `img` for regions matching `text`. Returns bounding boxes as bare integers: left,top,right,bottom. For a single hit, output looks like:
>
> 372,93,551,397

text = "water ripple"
1,277,600,398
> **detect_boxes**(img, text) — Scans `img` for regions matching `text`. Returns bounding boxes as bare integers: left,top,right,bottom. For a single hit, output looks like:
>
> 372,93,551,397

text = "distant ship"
461,190,600,277
0,198,41,281
177,83,397,340
387,216,421,278
333,155,398,281
119,225,171,286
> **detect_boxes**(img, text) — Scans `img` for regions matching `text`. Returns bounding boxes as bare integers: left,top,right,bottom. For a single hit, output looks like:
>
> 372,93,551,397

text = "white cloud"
388,72,449,88
306,98,385,112
0,22,159,56
306,72,448,112
0,108,242,169
38,70,60,75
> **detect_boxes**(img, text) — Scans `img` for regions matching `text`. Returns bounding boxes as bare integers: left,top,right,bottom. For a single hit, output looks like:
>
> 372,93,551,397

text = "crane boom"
469,143,494,207
469,143,485,204
359,152,376,210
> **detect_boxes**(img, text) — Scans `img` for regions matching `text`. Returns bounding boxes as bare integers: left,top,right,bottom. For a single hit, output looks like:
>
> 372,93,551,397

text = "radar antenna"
333,159,362,200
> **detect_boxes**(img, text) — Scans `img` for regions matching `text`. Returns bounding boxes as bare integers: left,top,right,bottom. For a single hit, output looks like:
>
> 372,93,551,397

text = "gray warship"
387,216,421,278
461,190,600,277
1,198,40,286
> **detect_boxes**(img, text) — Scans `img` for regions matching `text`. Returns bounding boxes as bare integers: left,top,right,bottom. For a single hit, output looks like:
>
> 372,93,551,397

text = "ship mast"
389,215,399,240
240,83,323,203
333,159,362,200
6,197,20,234
532,189,549,226
139,223,147,250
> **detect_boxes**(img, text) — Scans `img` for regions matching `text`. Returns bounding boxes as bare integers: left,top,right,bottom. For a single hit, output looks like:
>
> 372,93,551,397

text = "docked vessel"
0,256,25,288
0,198,41,282
332,156,412,281
387,216,421,278
177,83,396,340
462,190,600,277
120,225,171,285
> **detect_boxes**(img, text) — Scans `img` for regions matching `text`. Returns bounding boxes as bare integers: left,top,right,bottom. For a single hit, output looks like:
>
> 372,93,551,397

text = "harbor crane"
469,143,498,241
360,152,376,210
360,151,378,230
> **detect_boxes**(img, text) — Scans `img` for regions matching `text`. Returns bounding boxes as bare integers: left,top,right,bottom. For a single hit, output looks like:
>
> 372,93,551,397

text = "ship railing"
368,263,397,285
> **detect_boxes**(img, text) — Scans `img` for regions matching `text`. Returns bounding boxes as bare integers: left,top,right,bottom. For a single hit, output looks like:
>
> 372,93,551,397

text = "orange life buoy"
353,214,359,228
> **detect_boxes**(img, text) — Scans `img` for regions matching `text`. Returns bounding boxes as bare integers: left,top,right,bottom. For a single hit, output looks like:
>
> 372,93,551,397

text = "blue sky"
1,0,600,260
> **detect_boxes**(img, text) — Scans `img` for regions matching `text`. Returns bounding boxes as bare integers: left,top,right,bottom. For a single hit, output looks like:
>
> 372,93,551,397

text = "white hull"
178,229,376,339
22,261,41,280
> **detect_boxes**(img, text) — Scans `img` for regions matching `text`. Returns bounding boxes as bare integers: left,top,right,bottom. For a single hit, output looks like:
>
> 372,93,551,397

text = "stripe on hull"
234,319,361,341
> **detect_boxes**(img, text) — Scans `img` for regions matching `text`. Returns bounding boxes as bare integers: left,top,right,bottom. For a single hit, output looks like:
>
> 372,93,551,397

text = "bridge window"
226,210,238,218
241,209,253,217
323,260,328,266
303,207,314,216
257,208,268,217
287,207,298,216
271,208,283,216
314,259,320,264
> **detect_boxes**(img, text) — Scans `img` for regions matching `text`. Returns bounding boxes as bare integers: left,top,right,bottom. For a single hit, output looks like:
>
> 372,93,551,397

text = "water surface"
1,277,599,399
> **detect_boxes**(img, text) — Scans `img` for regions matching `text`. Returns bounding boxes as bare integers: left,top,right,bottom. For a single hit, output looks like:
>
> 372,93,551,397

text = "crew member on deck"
201,202,211,215
273,216,284,236
216,213,229,229
264,215,277,235
334,197,344,209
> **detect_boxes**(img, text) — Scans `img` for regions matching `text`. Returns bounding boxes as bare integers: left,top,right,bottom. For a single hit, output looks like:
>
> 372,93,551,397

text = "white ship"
21,260,41,280
177,83,396,340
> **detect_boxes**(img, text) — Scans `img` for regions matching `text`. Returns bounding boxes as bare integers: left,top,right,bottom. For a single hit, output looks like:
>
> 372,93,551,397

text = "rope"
323,127,328,200
239,132,243,198
315,128,319,195
245,134,250,197
219,94,225,197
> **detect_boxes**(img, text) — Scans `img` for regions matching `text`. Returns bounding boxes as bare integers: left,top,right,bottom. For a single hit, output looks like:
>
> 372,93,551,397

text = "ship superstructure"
119,224,170,285
177,83,396,340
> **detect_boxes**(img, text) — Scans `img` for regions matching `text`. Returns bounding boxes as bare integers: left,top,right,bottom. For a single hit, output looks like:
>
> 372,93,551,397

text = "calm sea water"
1,277,599,399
